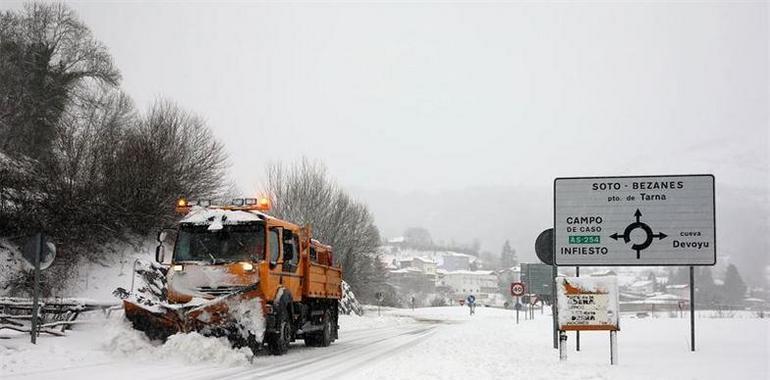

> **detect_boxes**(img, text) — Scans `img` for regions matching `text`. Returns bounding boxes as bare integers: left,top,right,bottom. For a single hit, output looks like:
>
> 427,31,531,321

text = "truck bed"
304,261,342,299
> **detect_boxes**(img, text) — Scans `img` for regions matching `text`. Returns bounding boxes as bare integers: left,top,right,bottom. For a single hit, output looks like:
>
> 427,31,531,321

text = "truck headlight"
240,262,254,272
172,264,184,272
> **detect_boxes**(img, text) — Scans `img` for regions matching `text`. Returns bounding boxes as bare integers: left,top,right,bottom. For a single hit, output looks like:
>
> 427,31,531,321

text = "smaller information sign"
557,276,619,331
520,263,553,295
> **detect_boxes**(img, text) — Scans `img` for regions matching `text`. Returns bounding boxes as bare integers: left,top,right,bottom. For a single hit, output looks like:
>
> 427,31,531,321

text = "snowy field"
1,305,767,379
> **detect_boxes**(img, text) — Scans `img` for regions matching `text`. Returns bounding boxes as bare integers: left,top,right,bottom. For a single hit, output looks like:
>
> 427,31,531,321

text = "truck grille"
195,286,246,297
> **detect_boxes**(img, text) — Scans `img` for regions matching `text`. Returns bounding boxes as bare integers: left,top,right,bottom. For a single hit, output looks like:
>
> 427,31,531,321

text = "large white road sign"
554,175,715,266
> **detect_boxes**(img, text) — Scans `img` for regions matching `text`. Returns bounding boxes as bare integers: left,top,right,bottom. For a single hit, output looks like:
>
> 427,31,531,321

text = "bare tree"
263,159,388,302
109,100,230,233
0,4,232,295
0,2,120,160
48,85,137,240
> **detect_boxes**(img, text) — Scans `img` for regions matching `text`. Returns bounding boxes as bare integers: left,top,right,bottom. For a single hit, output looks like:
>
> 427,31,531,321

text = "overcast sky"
4,1,767,272
35,0,767,194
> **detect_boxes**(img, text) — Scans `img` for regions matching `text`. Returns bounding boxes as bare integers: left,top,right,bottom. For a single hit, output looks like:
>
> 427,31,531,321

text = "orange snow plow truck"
122,197,342,355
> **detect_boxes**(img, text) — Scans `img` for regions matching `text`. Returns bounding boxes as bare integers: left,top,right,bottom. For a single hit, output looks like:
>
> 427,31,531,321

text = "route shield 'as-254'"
554,175,715,266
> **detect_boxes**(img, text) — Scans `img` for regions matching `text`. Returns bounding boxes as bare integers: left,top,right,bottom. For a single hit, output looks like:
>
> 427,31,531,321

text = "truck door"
282,229,299,273
267,227,283,298
281,229,302,300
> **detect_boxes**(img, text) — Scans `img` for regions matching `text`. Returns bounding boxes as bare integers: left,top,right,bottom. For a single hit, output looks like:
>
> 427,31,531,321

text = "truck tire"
318,310,333,347
267,311,291,355
303,309,332,347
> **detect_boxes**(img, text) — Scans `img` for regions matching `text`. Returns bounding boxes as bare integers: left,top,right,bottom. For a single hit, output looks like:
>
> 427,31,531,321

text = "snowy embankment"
360,306,769,380
0,237,157,302
0,310,411,379
1,305,768,379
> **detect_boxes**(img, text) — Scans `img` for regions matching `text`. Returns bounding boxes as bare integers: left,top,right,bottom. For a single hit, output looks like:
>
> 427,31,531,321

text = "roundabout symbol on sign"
610,209,668,259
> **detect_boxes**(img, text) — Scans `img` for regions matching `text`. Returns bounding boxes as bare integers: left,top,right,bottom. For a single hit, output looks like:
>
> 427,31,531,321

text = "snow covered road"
214,324,437,379
2,313,439,380
2,306,768,379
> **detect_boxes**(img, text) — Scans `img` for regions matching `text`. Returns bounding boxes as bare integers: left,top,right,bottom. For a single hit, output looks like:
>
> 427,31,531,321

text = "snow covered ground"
2,305,767,379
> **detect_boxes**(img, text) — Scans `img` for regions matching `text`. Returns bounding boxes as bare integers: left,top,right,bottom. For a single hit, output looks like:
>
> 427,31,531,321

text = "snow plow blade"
123,300,184,341
122,283,263,342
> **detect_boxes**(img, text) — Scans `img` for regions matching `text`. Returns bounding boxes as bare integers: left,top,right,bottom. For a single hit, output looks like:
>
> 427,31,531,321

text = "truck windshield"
174,223,265,263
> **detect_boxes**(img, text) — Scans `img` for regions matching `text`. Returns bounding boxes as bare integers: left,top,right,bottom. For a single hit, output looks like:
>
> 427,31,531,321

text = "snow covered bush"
339,280,364,316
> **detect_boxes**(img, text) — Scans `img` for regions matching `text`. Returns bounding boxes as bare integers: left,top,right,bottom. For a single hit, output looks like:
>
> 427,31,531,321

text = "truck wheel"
318,310,333,347
267,312,291,355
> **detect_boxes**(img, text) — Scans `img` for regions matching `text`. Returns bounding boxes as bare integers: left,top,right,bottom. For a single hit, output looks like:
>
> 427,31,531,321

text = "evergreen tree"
500,240,516,269
671,267,690,285
695,267,717,305
724,264,747,305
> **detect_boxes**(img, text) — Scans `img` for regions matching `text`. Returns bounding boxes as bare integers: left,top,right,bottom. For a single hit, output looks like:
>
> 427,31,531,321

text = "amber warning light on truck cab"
175,196,271,213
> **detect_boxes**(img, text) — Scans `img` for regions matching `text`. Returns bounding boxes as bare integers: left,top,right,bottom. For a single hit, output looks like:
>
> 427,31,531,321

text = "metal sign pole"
690,266,695,351
576,266,580,352
516,296,520,324
552,265,558,349
559,330,567,361
531,298,535,319
610,330,618,365
30,233,42,344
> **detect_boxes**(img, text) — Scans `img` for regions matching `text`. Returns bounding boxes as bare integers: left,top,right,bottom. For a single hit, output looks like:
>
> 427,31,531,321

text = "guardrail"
0,297,120,337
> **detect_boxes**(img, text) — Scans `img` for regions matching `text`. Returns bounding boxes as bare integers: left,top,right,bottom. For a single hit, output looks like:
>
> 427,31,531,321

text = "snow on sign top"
557,276,619,331
554,175,715,266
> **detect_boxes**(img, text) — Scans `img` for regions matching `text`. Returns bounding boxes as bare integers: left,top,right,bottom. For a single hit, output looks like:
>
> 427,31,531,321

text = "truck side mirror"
155,245,165,263
157,230,167,243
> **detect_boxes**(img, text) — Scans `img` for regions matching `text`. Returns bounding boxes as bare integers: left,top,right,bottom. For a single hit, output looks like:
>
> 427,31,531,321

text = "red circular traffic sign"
510,282,525,296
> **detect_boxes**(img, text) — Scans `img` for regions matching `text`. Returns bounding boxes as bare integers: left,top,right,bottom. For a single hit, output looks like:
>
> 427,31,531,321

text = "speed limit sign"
510,282,525,296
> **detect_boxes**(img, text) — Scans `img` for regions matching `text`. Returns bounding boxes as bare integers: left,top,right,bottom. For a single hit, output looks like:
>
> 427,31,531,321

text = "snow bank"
225,297,265,342
102,319,253,366
357,306,769,380
102,319,162,356
160,333,252,366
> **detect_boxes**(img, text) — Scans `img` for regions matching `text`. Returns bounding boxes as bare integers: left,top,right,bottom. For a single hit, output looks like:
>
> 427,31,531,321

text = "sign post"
21,233,56,344
534,228,558,349
690,266,695,351
575,266,580,352
511,282,525,325
529,295,536,319
30,233,41,344
551,264,557,349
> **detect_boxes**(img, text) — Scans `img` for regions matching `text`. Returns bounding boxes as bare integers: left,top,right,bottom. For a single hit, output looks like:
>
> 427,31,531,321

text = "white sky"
34,0,768,194
3,1,768,273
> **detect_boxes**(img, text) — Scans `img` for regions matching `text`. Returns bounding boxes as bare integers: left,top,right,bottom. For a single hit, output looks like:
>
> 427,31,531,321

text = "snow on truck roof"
180,206,266,231
178,207,324,245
